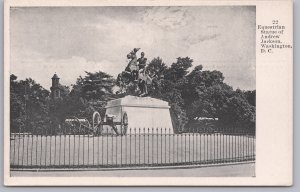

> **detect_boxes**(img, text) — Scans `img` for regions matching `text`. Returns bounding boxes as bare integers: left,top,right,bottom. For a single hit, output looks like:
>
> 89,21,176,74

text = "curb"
11,161,255,172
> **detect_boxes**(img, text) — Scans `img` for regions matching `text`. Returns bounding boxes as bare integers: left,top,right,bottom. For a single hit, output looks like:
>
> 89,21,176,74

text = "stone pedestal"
104,95,173,134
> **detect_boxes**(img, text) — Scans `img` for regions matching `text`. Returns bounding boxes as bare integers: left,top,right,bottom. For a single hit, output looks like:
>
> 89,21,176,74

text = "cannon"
64,117,91,134
64,111,128,136
92,111,128,136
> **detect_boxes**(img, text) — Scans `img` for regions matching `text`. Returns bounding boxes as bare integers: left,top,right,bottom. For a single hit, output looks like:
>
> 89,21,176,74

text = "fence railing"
10,127,255,170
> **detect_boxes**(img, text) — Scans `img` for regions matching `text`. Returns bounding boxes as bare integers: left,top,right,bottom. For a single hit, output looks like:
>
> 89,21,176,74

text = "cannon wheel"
120,112,128,135
92,111,102,135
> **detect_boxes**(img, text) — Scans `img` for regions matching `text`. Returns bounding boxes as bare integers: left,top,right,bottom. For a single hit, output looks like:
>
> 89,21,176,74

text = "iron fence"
10,126,255,170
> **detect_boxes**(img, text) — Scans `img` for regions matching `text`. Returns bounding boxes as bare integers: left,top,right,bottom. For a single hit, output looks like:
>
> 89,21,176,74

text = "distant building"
50,73,61,99
194,117,219,121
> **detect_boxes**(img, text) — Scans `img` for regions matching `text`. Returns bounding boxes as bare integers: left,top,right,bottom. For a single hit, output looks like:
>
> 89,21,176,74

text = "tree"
225,94,255,132
145,57,168,78
165,57,193,82
182,64,255,133
10,54,256,135
183,65,226,116
47,85,70,130
244,90,256,106
144,57,193,132
67,71,116,119
10,75,50,133
188,83,232,118
71,71,115,100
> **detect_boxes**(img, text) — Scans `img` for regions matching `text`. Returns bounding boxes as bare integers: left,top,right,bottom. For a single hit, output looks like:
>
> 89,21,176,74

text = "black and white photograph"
3,0,295,186
8,5,257,178
3,0,294,186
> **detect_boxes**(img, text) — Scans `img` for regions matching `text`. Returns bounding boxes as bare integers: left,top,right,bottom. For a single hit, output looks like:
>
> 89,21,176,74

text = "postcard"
4,0,293,186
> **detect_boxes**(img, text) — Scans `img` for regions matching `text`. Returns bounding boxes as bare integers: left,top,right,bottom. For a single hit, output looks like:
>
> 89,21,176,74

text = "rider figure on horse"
137,52,149,96
125,48,140,82
137,52,147,74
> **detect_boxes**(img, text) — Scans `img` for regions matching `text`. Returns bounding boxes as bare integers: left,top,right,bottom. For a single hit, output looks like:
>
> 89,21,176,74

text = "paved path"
11,162,255,177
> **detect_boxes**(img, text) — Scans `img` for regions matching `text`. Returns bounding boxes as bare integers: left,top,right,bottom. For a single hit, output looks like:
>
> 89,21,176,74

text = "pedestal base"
104,95,173,134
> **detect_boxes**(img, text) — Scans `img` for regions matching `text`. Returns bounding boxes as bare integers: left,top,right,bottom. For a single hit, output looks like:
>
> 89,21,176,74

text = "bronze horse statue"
116,48,161,96
116,70,155,96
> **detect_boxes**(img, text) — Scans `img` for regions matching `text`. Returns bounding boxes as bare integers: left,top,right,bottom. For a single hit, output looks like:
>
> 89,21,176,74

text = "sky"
10,6,256,91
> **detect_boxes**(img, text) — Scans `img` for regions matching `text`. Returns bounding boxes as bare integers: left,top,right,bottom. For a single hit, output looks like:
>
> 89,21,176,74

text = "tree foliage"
10,75,50,133
144,57,193,132
67,71,116,120
184,66,255,133
10,55,256,135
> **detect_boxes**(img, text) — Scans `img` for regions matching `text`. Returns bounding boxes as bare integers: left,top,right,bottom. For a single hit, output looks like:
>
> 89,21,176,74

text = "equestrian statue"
117,48,158,97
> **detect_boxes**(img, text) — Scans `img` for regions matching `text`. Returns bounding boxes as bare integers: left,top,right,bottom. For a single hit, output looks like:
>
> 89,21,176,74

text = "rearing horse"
116,70,154,96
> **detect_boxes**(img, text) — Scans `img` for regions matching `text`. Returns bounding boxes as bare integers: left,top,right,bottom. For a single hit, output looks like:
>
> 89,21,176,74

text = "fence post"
107,127,109,166
26,125,29,167
112,128,114,166
156,128,158,165
21,127,25,169
101,128,104,166
93,125,95,167
125,128,127,165
39,127,43,168
161,128,162,164
129,128,131,165
17,126,21,168
177,130,179,164
64,125,67,167
205,127,208,163
199,127,201,163
138,128,140,165
77,124,80,166
134,128,137,165
147,128,150,165
164,128,166,164
72,123,76,167
120,129,122,167
12,128,16,167
152,128,154,165
168,128,171,164
115,128,117,166
49,126,52,167
30,126,34,167
215,128,217,163
68,124,71,168
184,130,186,163
143,127,145,166
235,127,237,162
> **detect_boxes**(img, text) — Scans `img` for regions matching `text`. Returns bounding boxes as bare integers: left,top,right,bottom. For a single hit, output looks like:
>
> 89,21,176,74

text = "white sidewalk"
11,162,255,177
